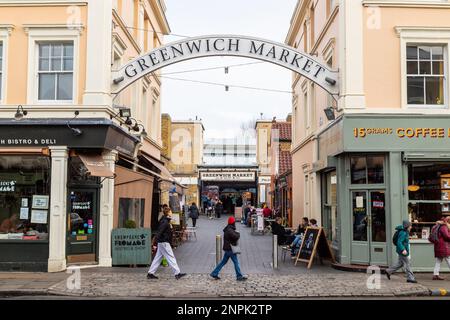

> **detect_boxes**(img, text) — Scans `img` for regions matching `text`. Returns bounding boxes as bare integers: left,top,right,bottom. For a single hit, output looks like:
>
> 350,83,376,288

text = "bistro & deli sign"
200,171,256,182
112,35,338,95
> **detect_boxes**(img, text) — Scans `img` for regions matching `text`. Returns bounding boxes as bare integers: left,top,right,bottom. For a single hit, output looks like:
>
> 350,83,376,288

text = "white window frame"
0,25,13,104
397,27,450,110
25,26,82,105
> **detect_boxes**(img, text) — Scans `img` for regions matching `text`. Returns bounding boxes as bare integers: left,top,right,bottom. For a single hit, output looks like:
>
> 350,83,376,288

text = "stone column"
83,0,113,105
48,146,68,272
338,0,366,110
98,150,118,267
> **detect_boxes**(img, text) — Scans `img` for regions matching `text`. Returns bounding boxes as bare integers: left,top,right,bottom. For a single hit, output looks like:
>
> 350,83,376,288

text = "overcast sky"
161,0,298,139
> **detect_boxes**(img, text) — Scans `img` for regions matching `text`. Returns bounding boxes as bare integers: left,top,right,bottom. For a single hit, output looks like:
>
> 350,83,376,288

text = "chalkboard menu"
169,194,181,213
295,227,335,269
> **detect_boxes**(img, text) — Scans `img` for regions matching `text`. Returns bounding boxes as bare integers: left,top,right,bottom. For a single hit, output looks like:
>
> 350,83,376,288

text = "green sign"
111,228,151,265
344,115,450,152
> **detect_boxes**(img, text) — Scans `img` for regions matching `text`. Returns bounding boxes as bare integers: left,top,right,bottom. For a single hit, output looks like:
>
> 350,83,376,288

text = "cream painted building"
287,0,450,270
0,0,170,272
255,119,273,207
161,114,204,207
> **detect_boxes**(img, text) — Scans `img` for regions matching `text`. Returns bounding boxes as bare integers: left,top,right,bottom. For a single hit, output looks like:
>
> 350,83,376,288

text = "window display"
408,163,450,239
118,198,145,228
350,155,384,185
0,155,50,240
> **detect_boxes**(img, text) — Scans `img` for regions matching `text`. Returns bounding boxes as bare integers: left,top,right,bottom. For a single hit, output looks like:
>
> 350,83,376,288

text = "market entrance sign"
200,171,256,182
112,35,339,95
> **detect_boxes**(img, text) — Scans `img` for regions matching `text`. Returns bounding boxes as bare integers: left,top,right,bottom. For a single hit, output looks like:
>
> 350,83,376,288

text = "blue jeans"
210,250,243,279
291,234,303,255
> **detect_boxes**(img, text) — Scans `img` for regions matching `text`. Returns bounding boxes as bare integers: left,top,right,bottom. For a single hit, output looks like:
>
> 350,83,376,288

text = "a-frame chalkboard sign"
295,227,336,268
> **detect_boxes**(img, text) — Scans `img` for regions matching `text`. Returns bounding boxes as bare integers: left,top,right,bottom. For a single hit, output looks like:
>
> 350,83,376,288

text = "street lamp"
14,105,28,120
132,122,147,138
323,106,336,121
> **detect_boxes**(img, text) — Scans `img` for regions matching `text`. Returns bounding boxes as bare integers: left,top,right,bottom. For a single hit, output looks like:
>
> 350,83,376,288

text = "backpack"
428,224,442,244
392,230,400,246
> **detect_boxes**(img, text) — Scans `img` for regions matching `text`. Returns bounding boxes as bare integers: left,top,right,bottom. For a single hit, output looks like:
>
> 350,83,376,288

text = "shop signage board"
258,176,271,184
112,35,339,95
0,120,139,157
343,115,450,152
112,228,152,266
200,171,255,182
295,227,335,269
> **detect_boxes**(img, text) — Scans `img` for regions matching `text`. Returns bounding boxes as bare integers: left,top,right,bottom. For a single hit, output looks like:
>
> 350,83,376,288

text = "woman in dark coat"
433,217,450,280
215,200,223,219
188,202,200,227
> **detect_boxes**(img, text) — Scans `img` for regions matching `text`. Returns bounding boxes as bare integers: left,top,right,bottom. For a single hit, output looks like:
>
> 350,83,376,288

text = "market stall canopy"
141,155,176,183
78,153,115,178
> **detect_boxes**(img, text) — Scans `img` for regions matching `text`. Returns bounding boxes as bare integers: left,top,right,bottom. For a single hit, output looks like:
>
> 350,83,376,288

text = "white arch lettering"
112,35,338,95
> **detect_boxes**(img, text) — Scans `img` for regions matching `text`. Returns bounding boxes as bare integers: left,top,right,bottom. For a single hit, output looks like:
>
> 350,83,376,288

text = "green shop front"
317,114,450,271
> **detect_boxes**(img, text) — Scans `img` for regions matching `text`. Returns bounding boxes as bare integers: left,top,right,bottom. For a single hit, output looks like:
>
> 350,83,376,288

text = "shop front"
199,166,258,217
317,114,450,271
0,118,140,271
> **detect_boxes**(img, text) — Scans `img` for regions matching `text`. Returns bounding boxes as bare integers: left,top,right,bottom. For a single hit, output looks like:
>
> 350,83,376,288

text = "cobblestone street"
48,268,430,298
0,216,442,298
43,216,430,298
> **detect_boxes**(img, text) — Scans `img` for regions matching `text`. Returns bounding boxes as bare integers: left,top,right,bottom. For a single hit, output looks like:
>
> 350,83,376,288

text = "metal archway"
112,35,338,96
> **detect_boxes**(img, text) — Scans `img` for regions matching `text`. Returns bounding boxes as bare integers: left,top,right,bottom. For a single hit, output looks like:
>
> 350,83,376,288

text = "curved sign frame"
112,35,339,96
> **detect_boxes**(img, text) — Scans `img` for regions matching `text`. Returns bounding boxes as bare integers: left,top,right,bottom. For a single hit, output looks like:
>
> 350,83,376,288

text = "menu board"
441,174,450,214
295,227,336,269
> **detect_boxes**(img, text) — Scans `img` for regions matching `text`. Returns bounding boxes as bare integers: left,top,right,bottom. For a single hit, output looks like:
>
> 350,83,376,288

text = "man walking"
147,207,186,280
386,220,417,283
210,217,248,281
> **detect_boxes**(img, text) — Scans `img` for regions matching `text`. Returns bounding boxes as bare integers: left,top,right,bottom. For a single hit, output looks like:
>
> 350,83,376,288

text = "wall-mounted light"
67,111,83,136
110,107,132,126
14,105,28,121
323,106,336,121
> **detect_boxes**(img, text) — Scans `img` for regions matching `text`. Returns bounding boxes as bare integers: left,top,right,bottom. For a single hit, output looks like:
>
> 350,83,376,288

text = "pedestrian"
431,217,450,280
188,202,200,228
243,204,251,225
147,207,186,280
262,204,272,218
385,220,417,283
210,216,248,281
215,200,223,219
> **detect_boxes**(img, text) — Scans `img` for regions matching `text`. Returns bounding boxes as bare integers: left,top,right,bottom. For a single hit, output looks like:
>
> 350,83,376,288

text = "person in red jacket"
433,217,450,280
262,204,272,218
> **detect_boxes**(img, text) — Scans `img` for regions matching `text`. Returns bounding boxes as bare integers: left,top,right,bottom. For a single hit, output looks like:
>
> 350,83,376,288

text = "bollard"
216,235,222,265
273,234,278,269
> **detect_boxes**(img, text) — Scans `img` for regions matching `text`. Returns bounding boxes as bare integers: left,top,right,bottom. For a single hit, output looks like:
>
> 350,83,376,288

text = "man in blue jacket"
386,220,417,283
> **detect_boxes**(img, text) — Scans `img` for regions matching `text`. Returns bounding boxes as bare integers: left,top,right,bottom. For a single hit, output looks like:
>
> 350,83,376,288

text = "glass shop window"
0,155,50,241
118,198,145,228
408,163,450,240
350,155,384,185
406,45,445,106
68,156,99,185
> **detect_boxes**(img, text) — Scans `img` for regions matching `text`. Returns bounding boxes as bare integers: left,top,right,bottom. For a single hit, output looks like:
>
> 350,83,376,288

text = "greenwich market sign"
200,171,256,182
112,35,338,95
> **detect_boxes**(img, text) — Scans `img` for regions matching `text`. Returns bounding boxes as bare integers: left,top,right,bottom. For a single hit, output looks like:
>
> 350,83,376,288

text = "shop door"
351,191,387,265
67,188,99,264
